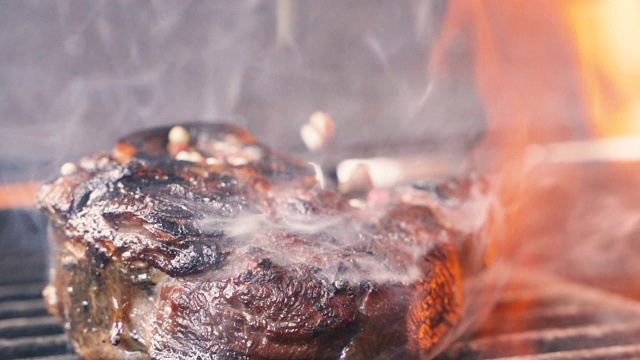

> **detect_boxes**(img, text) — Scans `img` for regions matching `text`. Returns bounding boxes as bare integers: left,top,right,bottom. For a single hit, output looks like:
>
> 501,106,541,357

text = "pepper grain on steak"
37,123,487,359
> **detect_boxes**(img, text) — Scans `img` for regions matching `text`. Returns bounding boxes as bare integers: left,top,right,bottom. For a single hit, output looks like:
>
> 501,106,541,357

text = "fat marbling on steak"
37,123,488,359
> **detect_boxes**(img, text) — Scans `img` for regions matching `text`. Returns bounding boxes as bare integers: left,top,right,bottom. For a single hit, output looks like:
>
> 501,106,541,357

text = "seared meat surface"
37,123,482,359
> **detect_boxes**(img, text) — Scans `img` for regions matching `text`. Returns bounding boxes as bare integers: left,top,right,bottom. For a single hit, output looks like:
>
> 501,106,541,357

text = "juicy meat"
37,123,484,359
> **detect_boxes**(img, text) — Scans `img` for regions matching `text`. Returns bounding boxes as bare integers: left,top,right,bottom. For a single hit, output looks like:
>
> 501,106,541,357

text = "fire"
431,0,640,274
566,0,640,138
432,0,586,152
433,0,640,142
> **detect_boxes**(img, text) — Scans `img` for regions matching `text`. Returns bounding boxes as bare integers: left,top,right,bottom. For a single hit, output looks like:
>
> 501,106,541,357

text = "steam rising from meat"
38,123,497,358
11,1,640,356
0,1,481,185
2,5,507,357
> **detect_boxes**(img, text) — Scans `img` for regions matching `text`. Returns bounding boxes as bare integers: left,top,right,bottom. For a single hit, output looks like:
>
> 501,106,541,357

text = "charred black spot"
359,281,376,293
87,245,110,271
257,258,273,269
332,280,349,292
311,327,326,337
220,175,237,187
152,217,200,238
73,190,92,212
242,271,253,282
287,198,315,214
121,240,222,277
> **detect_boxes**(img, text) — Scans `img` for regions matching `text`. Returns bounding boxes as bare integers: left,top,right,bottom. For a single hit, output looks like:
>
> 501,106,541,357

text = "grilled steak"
37,123,485,359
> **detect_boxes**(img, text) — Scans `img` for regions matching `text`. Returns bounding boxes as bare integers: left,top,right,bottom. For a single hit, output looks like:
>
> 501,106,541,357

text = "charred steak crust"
38,123,472,359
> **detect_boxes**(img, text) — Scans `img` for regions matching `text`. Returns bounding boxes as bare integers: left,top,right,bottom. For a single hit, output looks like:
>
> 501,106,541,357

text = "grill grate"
2,209,640,359
438,271,640,360
0,280,79,360
0,209,79,360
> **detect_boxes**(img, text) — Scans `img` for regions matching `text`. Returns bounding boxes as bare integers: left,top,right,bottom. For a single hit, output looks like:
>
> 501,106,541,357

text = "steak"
37,123,486,359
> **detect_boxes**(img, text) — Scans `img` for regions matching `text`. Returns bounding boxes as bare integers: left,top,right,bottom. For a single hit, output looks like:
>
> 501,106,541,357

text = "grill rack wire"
2,209,640,360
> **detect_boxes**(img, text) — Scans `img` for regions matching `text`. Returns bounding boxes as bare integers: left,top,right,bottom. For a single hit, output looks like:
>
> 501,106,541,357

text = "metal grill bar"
0,299,49,320
0,258,48,286
0,209,76,359
493,344,640,360
0,316,64,339
439,271,640,360
0,282,75,359
478,304,638,335
0,283,47,302
469,322,640,359
0,335,70,359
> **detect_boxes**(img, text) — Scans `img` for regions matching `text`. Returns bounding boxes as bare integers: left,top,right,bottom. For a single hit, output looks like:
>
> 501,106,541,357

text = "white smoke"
0,1,483,184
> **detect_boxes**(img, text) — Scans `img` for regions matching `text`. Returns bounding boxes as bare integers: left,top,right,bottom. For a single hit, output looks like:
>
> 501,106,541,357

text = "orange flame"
565,0,640,137
431,0,640,268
